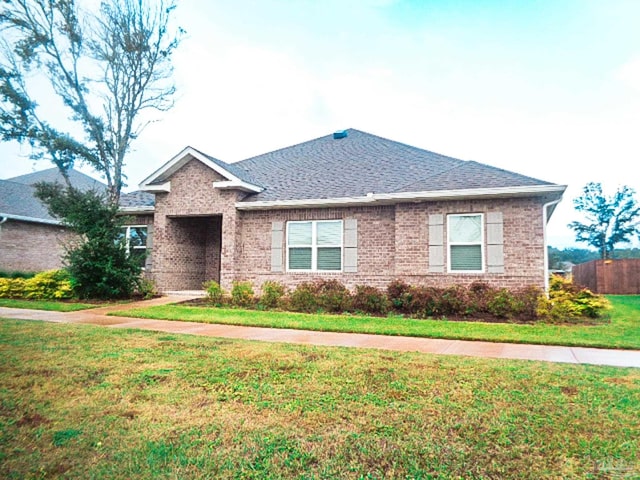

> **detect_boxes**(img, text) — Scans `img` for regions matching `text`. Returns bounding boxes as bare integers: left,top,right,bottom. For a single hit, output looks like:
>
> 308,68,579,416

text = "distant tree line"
548,246,640,270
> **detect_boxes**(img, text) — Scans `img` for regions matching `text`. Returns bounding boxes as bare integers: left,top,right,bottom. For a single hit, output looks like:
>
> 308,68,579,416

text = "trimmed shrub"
486,288,518,319
468,281,494,314
437,285,469,317
0,270,36,279
387,279,413,312
203,280,225,305
23,270,73,300
231,281,255,308
0,277,26,298
315,279,352,313
288,282,319,313
513,286,544,320
259,281,286,309
0,270,73,300
135,277,157,300
351,285,390,315
408,286,440,317
536,276,610,322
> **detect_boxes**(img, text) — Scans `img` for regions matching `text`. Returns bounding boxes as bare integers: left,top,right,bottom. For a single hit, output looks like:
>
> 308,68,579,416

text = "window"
118,225,148,268
448,214,483,272
287,220,342,271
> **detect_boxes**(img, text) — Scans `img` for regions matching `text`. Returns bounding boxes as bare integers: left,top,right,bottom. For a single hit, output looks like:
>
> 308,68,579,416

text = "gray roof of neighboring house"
7,167,107,193
0,179,59,223
1,167,106,223
1,166,155,217
232,129,555,202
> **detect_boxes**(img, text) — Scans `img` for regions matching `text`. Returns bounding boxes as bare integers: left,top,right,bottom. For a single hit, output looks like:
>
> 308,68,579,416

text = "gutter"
0,213,62,226
118,206,155,214
236,184,567,211
542,198,563,293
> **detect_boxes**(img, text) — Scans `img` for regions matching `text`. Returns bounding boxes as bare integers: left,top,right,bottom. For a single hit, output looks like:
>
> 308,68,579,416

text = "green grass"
111,295,640,350
0,319,638,479
0,298,99,311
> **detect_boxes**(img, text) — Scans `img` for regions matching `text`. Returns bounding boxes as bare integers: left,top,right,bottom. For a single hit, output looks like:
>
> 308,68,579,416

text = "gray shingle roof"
0,179,58,222
234,129,555,202
1,168,106,223
7,167,106,193
120,190,155,208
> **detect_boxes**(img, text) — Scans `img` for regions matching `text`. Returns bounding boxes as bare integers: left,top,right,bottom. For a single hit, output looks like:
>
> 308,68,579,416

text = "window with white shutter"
287,220,343,271
447,214,483,272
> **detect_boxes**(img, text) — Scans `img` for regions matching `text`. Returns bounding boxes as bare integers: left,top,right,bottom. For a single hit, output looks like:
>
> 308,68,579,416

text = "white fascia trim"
140,181,171,193
139,146,263,192
237,195,377,210
0,213,62,226
373,184,567,202
213,180,263,193
235,185,567,210
118,206,156,214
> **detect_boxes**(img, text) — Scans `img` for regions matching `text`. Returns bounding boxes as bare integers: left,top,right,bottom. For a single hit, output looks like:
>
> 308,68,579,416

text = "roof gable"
139,146,263,193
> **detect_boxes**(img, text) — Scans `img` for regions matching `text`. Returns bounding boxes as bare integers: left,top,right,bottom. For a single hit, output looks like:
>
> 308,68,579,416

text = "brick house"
0,168,106,272
128,129,566,292
0,168,151,273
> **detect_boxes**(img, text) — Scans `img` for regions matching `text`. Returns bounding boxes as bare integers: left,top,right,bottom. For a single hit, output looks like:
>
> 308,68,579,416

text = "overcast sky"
1,0,639,248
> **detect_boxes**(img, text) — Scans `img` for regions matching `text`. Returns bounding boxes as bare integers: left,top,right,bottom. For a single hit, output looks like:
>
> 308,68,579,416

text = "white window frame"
120,225,148,268
447,213,484,273
286,220,343,272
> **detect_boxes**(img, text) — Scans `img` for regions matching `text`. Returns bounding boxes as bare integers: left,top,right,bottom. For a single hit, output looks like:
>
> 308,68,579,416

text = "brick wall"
0,219,75,272
148,157,549,293
151,159,238,290
238,197,547,291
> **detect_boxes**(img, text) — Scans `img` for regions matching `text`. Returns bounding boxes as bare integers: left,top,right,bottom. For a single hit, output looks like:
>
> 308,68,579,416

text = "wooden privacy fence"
572,259,640,294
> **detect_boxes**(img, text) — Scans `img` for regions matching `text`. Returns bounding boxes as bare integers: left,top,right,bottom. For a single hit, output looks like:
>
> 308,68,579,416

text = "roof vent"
333,130,348,139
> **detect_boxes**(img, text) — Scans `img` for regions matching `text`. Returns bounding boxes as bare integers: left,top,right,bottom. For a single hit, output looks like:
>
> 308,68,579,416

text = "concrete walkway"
1,296,639,368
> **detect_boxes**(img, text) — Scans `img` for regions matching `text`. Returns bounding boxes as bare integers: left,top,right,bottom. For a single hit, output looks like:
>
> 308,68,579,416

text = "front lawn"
111,295,640,350
0,298,99,312
0,319,638,479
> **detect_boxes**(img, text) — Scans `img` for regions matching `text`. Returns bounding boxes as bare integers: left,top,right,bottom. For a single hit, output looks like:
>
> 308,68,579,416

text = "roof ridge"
346,128,467,163
234,130,342,166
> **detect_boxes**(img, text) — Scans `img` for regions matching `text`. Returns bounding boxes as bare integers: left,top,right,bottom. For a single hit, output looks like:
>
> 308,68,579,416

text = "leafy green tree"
35,183,141,299
568,182,640,259
0,0,181,203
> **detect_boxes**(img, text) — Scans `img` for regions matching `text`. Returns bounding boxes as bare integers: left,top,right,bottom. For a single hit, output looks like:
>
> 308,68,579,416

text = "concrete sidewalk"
1,297,639,368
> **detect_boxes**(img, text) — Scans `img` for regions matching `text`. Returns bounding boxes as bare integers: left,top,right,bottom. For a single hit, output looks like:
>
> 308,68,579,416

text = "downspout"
542,199,562,293
0,216,7,233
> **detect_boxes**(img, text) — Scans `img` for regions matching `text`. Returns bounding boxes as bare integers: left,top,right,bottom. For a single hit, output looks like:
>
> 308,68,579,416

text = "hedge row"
204,276,609,323
0,270,74,300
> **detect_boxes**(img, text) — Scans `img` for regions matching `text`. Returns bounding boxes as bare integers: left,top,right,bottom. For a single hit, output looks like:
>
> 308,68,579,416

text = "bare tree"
0,0,181,203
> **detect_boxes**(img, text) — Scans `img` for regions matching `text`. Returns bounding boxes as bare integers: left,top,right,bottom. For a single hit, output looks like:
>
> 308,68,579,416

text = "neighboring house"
0,168,107,272
126,129,566,292
0,167,145,272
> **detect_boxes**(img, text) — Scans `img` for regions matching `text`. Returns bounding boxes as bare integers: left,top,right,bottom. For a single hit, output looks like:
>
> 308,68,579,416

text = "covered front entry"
162,215,222,290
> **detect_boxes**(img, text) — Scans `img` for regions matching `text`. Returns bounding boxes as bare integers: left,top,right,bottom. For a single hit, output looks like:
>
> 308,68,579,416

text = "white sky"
1,0,639,248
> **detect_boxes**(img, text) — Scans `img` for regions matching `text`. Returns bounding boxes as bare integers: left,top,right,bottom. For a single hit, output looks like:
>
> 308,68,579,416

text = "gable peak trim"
139,146,263,193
